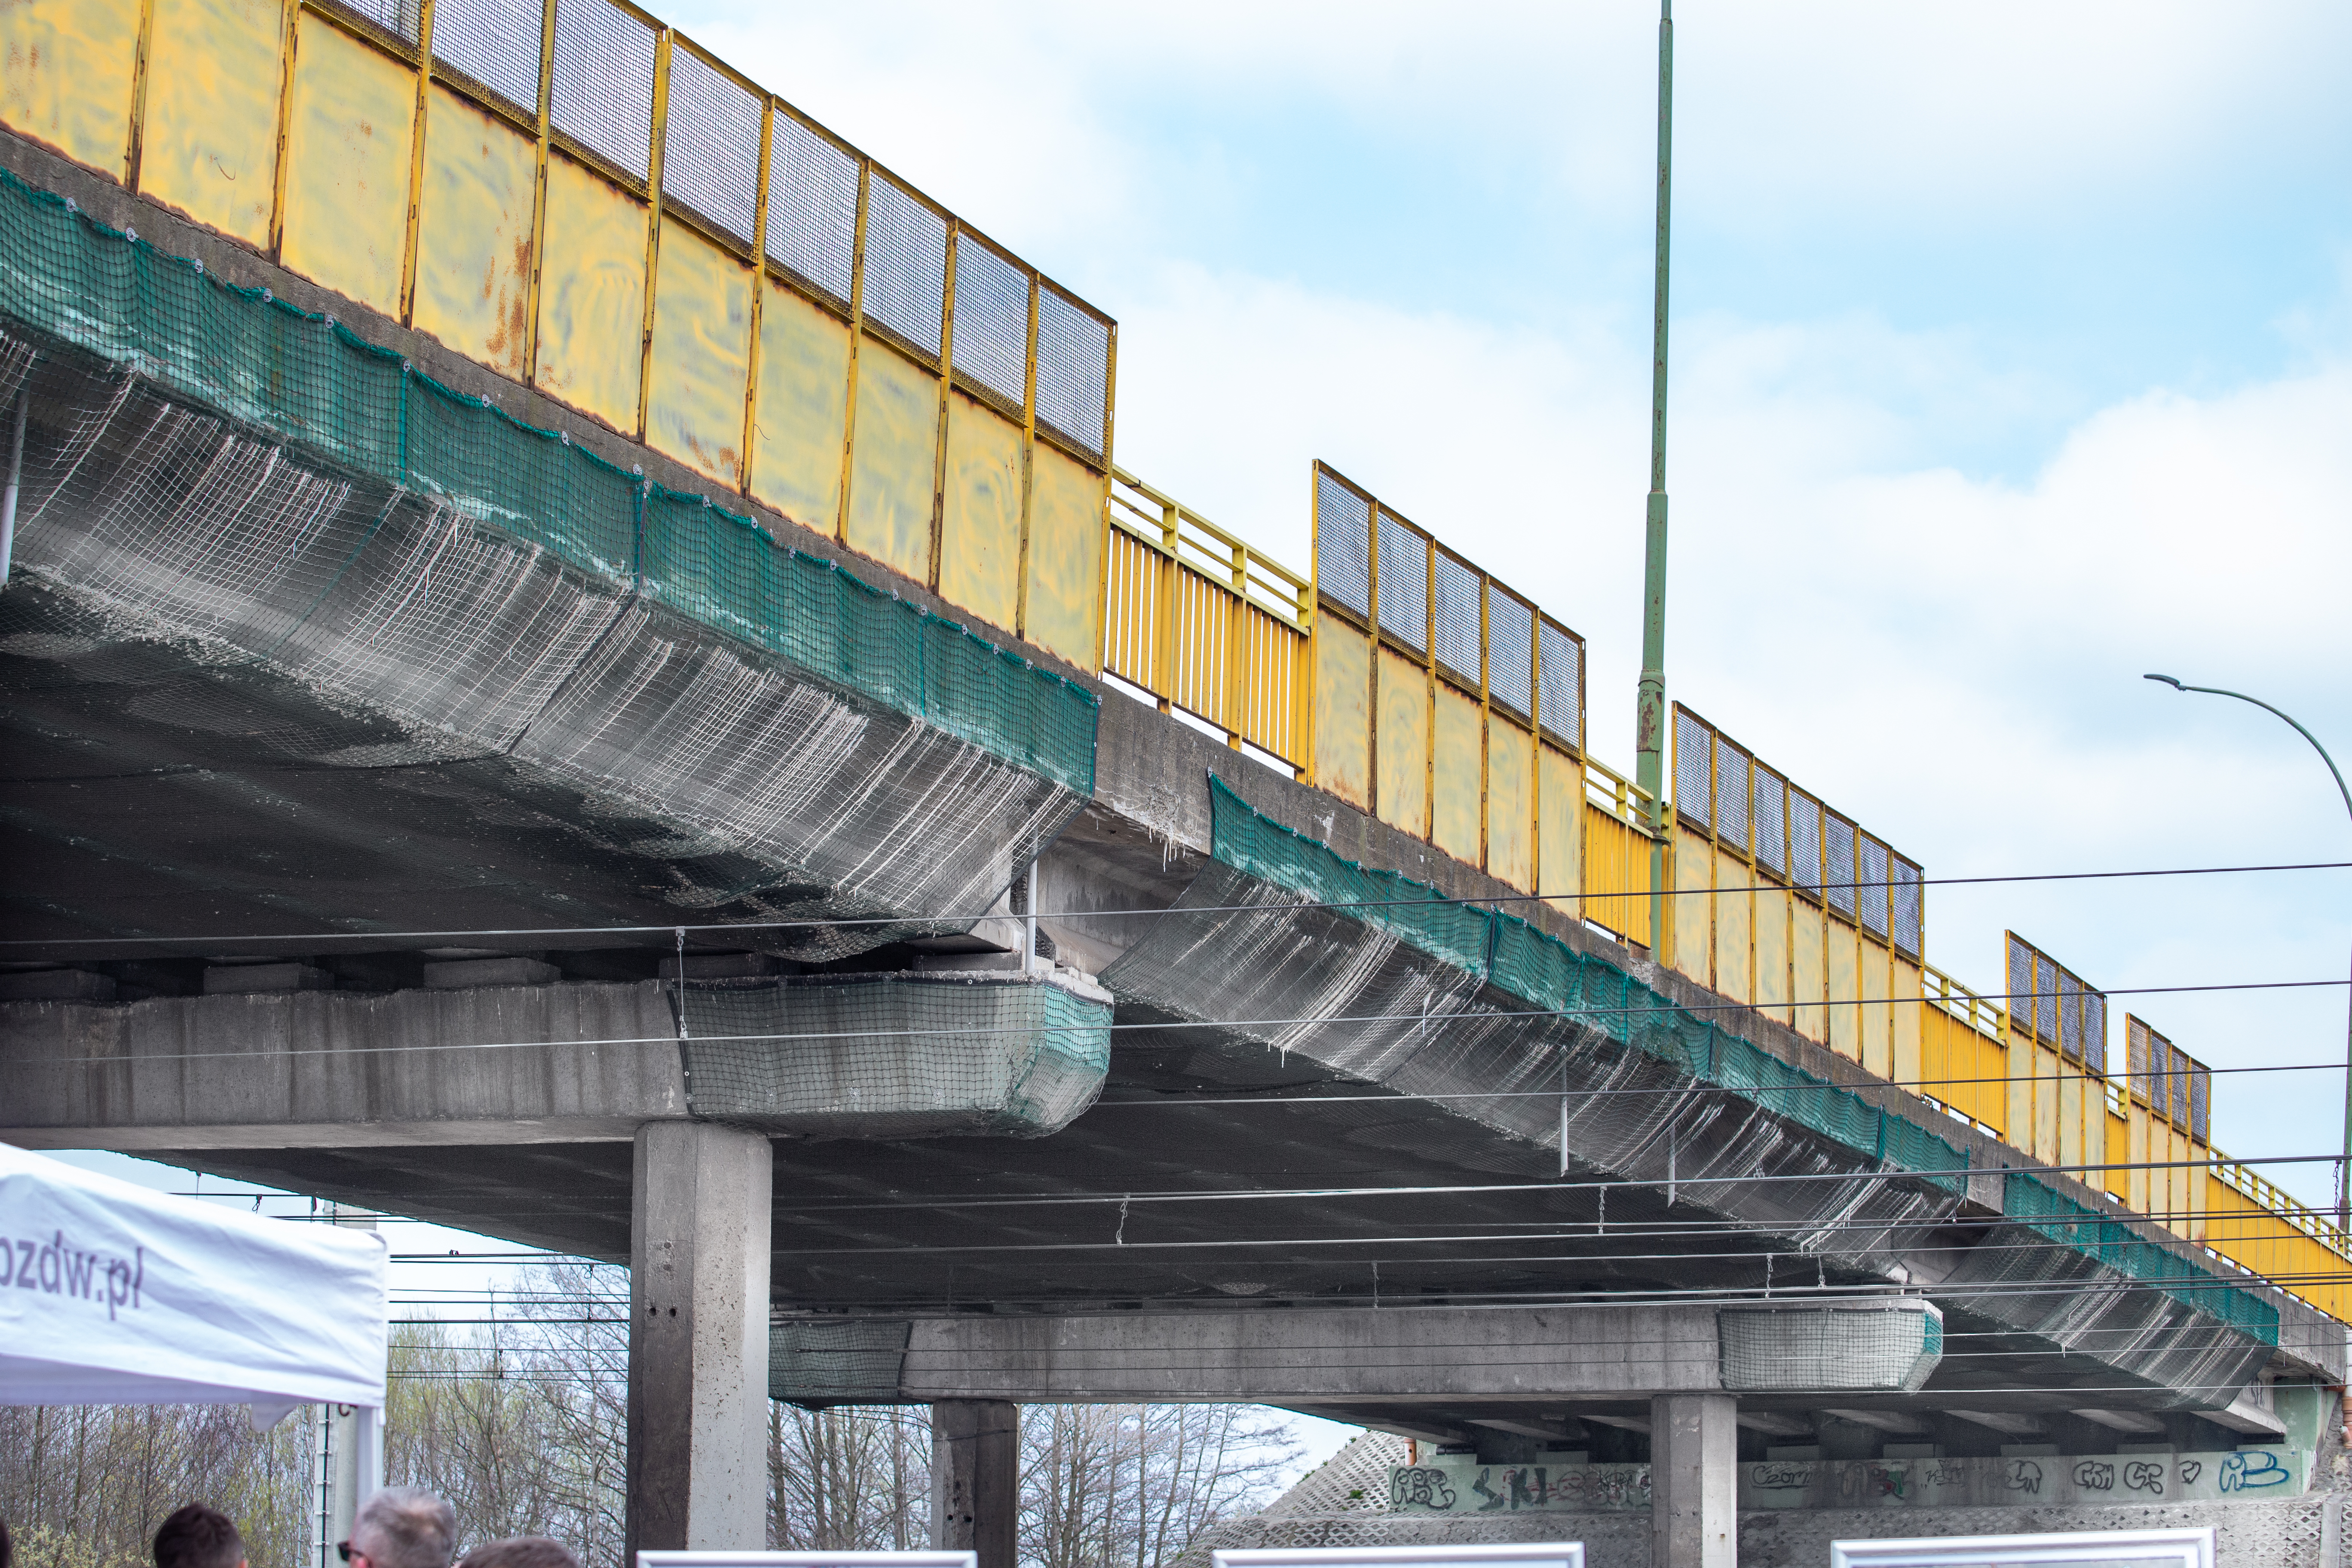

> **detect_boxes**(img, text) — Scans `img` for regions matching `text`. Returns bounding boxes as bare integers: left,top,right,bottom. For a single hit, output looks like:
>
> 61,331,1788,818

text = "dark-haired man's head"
153,1505,245,1568
456,1539,582,1568
347,1488,457,1568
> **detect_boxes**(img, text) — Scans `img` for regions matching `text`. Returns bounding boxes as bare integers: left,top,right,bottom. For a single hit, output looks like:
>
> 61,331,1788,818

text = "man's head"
346,1489,457,1568
456,1540,582,1568
153,1504,245,1568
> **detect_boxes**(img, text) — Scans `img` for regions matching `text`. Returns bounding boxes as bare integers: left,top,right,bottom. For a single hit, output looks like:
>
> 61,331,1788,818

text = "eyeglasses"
337,1546,367,1565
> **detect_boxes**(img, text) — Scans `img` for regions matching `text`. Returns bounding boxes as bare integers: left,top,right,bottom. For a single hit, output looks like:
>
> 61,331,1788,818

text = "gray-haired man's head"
350,1488,457,1568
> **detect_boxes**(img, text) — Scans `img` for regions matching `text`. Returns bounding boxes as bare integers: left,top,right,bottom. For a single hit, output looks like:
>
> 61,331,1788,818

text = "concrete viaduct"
0,12,2342,1565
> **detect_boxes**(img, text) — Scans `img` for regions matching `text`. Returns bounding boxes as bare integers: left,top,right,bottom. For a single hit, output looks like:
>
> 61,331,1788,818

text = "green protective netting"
0,164,1098,795
1207,774,2279,1343
2004,1173,2278,1343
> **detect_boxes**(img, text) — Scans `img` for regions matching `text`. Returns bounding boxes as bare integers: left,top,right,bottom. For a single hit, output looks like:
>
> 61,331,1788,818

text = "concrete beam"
882,1305,1724,1403
628,1121,772,1553
1821,1408,1929,1436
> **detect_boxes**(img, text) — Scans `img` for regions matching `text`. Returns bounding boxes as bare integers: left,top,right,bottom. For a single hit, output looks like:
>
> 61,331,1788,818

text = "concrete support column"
931,1399,1018,1568
1650,1392,1736,1568
627,1121,773,1554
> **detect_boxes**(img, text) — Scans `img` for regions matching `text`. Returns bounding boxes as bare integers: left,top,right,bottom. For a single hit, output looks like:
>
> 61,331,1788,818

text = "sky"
31,0,2352,1487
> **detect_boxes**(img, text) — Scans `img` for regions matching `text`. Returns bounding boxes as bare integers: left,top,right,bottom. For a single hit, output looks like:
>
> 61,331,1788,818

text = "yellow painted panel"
1538,745,1581,918
2104,1109,2129,1195
2126,1102,2150,1214
2006,1032,2034,1163
1857,940,1890,1078
1891,955,1922,1092
938,392,1023,630
1432,684,1482,866
1825,919,1859,1060
846,337,938,582
1583,806,1651,947
646,217,753,484
137,0,283,245
1791,903,1826,1044
1712,845,1750,1005
1375,649,1429,837
1484,718,1533,893
0,0,139,175
1970,1032,2007,1139
279,13,413,314
535,151,646,432
1313,620,1372,811
1024,440,1104,672
1671,825,1712,986
2186,1141,2208,1242
412,84,535,378
2033,1045,2061,1164
749,282,849,534
1755,885,1790,1025
2057,1067,2084,1171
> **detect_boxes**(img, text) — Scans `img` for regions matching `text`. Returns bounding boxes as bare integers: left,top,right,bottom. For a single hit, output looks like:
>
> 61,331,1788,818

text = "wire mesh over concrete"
768,1317,914,1405
1102,778,2280,1404
675,970,1110,1136
1717,1301,1942,1393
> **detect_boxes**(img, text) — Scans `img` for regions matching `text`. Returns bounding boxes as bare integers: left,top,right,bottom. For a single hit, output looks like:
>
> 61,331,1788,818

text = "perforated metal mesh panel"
324,0,420,43
861,175,946,358
764,113,858,305
2006,938,2038,1040
1718,1301,1942,1393
677,971,1109,1136
1789,789,1822,897
550,0,656,183
1856,834,1890,938
2082,988,2107,1075
1714,735,1750,852
1674,708,1711,830
1537,620,1580,746
950,237,1028,413
432,0,544,112
769,1318,911,1403
1314,469,1370,618
1375,511,1426,652
2190,1059,2211,1141
1824,814,1857,917
2129,1017,2156,1108
1753,767,1787,876
1035,286,1108,456
1486,589,1532,718
1431,553,1479,684
2059,970,2084,1060
661,46,760,245
1889,853,1922,956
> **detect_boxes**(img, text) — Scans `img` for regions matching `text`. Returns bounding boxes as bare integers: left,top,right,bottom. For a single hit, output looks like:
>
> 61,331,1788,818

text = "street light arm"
2144,674,2352,827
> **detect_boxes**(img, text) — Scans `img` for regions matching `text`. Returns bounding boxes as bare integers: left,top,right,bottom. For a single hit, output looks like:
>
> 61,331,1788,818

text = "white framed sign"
639,1555,977,1568
1215,1544,1585,1568
1829,1526,2214,1568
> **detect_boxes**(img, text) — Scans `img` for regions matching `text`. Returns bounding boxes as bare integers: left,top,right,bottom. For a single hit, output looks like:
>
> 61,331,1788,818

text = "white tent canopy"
0,1141,388,1415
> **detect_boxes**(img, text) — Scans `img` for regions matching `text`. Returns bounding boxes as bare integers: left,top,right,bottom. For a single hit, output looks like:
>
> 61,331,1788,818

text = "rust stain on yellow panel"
1712,846,1750,1005
847,337,940,583
749,282,848,534
1791,903,1825,1044
1484,718,1532,893
646,217,753,485
137,0,282,244
1858,940,1890,1078
1755,885,1790,1025
0,0,140,175
1312,620,1371,811
1670,826,1711,986
1431,685,1482,866
413,85,535,378
937,392,1023,631
1024,440,1105,673
535,151,646,434
1825,920,1859,1060
1375,650,1429,837
1891,954,1921,1092
279,13,413,314
1538,746,1581,918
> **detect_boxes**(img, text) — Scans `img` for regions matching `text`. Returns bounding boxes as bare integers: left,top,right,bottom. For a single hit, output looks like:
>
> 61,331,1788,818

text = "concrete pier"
628,1122,774,1552
1651,1393,1738,1568
931,1399,1020,1568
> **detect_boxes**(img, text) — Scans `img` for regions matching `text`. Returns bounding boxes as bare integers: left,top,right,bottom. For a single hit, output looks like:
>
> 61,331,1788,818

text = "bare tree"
1021,1405,1297,1568
767,1405,931,1550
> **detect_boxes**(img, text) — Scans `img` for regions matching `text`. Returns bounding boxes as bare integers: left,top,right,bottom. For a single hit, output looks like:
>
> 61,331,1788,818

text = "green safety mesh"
1204,774,2280,1345
674,972,1110,1138
0,164,1097,794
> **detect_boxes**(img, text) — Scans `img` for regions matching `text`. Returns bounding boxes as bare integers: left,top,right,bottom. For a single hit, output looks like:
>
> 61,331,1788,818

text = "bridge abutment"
628,1120,773,1553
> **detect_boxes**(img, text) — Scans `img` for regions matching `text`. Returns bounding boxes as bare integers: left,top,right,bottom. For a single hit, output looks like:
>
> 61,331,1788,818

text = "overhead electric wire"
4,857,2345,953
